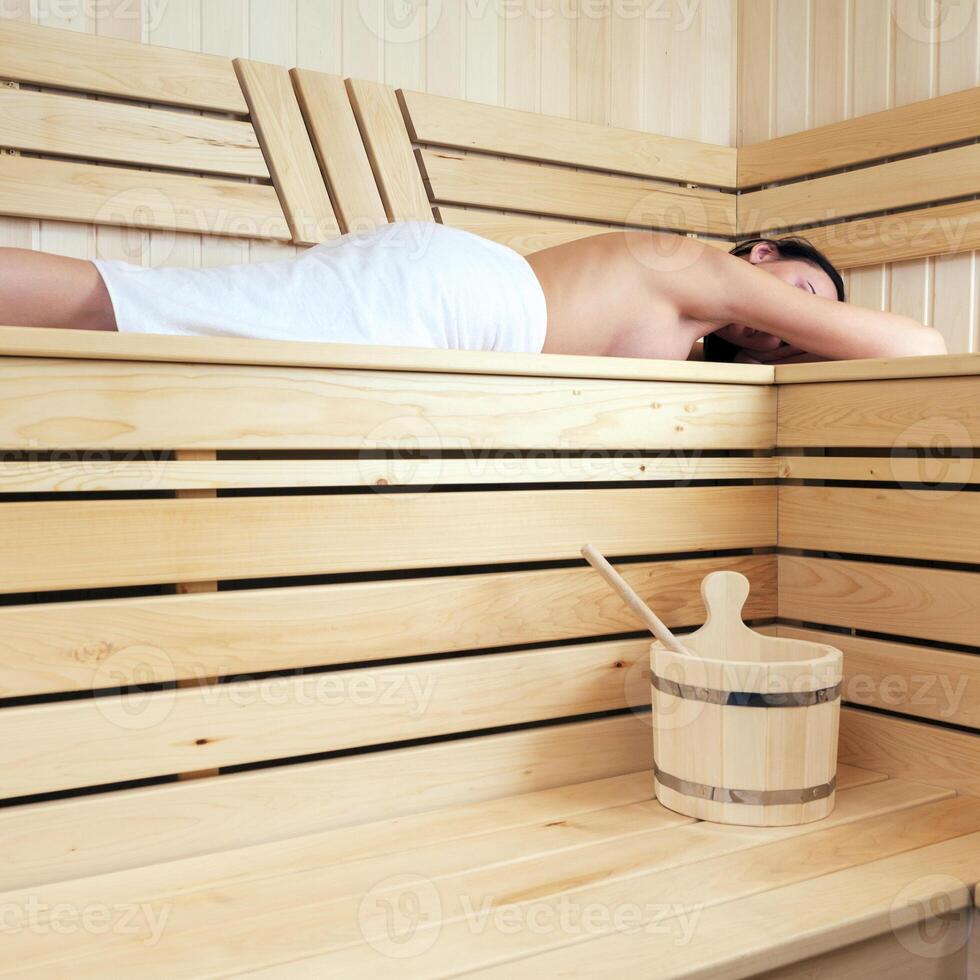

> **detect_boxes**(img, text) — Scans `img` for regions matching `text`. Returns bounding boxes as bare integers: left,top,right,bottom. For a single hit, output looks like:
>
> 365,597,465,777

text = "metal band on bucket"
651,672,841,708
655,765,837,805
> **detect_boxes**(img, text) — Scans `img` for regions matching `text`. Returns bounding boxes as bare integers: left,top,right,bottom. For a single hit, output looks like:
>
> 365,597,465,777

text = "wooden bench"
0,18,978,978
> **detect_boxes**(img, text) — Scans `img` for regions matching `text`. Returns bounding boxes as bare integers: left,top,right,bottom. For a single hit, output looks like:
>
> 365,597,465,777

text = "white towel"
93,221,548,354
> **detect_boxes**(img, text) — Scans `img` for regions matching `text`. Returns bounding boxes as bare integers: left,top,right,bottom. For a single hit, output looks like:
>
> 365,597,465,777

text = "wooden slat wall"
777,370,980,792
0,1,737,266
737,0,980,354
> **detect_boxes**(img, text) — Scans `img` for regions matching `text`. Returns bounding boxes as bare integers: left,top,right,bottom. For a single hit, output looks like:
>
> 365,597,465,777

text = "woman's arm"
692,246,946,360
0,247,116,331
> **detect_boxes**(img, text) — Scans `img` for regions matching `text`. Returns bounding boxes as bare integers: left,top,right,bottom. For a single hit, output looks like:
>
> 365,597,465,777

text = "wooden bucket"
651,570,843,827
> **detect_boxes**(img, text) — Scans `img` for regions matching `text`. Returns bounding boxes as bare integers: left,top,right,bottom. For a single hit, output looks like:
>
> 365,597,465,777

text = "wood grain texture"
0,154,288,240
0,485,775,592
775,354,980,385
0,326,775,384
0,88,268,177
739,85,980,187
346,77,432,222
777,454,980,484
739,142,980,235
234,59,340,245
777,374,980,443
290,68,387,232
799,199,980,271
0,17,247,112
776,625,979,730
0,554,775,696
777,485,980,563
0,714,652,891
418,148,736,236
838,707,980,797
778,555,980,649
400,88,737,188
173,789,971,978
0,454,779,493
0,356,776,451
0,639,652,798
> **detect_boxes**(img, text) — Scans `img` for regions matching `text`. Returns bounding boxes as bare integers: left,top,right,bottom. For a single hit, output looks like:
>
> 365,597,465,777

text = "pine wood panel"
0,356,776,451
797,199,980,271
776,625,979,730
777,454,980,484
153,789,971,978
0,485,775,592
234,58,339,245
0,88,268,177
346,77,433,222
0,455,779,493
775,354,980,384
0,639,651,798
777,375,980,443
418,148,736,236
400,88,737,188
738,142,980,236
0,554,775,697
0,326,775,384
0,775,949,975
0,714,652,892
0,17,248,112
839,707,980,797
739,86,980,187
778,555,980,648
777,485,980,563
0,154,289,240
290,68,388,232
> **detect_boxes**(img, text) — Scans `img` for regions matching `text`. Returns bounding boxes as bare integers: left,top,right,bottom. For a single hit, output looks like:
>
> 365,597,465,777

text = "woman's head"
703,236,845,363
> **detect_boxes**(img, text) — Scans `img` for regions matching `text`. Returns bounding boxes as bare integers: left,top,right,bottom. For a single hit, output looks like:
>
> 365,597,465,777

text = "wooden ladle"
581,544,692,656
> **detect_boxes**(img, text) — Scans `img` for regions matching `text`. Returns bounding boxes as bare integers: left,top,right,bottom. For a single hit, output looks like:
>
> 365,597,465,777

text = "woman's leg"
0,247,117,331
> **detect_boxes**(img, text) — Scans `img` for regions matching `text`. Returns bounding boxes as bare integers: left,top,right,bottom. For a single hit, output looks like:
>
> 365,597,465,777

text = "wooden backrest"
737,86,980,270
0,19,340,247
0,327,775,885
303,76,739,254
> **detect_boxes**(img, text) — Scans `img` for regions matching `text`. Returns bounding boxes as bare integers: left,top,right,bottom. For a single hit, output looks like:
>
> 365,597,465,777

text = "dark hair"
703,236,846,362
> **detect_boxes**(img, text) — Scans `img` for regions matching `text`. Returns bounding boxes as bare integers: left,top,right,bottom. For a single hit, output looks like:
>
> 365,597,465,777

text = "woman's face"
713,242,839,363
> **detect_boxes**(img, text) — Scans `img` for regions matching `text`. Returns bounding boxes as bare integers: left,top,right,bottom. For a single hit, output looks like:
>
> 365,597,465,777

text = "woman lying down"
1,222,947,364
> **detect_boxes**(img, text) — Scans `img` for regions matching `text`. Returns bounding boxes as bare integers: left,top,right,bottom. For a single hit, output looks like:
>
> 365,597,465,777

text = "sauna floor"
3,764,980,978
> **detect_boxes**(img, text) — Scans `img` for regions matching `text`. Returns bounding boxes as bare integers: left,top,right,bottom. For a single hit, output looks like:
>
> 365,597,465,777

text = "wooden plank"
838,708,980,797
739,142,980,235
0,776,950,975
0,356,776,451
778,454,980,484
0,154,288,240
419,148,736,237
777,375,980,444
436,207,735,255
776,625,979,729
0,88,268,178
0,485,775,592
799,199,980,271
778,485,980,563
460,829,980,980
168,789,972,978
778,555,980,649
290,69,387,232
234,59,340,245
0,325,775,385
739,86,980,187
0,455,779,493
346,77,432,222
0,714,651,892
0,554,775,697
0,18,247,113
399,88,738,188
776,354,980,385
0,638,653,798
